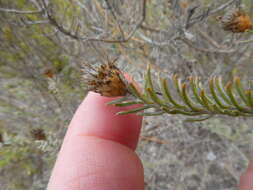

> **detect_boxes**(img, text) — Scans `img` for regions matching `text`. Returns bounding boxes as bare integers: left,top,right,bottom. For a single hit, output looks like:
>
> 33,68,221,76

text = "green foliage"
0,135,40,188
110,65,253,121
0,0,253,189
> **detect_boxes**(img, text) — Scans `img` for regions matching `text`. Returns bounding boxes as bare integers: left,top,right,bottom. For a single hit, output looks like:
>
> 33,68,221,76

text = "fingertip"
66,92,143,150
48,136,144,190
48,76,145,190
239,171,253,190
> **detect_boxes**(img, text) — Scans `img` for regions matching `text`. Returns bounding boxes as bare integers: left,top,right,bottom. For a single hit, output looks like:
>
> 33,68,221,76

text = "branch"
208,0,237,15
20,19,49,25
41,0,146,43
179,37,237,54
103,0,125,38
185,0,237,29
0,7,43,14
108,66,253,121
196,29,222,49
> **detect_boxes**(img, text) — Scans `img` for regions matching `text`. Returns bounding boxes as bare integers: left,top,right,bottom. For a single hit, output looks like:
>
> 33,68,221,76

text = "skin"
47,92,253,190
47,92,143,190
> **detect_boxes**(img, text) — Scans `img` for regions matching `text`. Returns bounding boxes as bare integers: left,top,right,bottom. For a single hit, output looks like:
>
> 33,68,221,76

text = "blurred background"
1,0,253,189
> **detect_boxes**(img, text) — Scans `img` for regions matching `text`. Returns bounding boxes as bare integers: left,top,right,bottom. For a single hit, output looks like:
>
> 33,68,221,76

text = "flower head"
0,133,3,143
43,69,54,78
31,128,46,140
217,8,252,33
82,59,128,97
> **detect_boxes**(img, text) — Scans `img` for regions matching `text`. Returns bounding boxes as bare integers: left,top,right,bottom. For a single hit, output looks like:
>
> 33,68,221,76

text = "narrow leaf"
114,101,143,107
189,76,203,104
128,83,151,104
245,90,253,109
216,77,232,105
173,74,184,98
138,111,165,116
181,83,204,112
144,64,152,98
107,96,129,105
225,82,250,113
185,115,213,122
144,69,165,105
234,77,250,106
199,89,216,112
209,77,230,109
146,88,165,106
159,77,186,108
117,105,151,115
163,107,203,116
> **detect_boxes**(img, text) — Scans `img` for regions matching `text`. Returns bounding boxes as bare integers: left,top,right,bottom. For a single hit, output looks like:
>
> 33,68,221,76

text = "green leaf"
138,111,165,116
225,82,250,113
189,76,203,104
107,96,129,105
159,76,186,109
185,115,213,122
117,105,151,115
245,90,253,109
173,74,184,98
114,101,143,107
163,107,202,116
144,67,165,106
199,89,216,112
128,83,151,104
146,88,165,106
234,77,250,106
181,83,204,112
209,77,230,109
215,77,232,105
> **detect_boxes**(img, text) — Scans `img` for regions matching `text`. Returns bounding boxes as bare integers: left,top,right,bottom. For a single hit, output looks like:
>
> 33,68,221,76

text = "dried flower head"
217,8,252,33
82,59,128,97
43,69,54,78
31,129,46,140
0,133,3,143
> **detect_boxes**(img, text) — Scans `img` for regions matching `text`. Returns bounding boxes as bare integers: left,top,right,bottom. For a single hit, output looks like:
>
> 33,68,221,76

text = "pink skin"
47,92,253,190
239,157,253,190
47,92,144,190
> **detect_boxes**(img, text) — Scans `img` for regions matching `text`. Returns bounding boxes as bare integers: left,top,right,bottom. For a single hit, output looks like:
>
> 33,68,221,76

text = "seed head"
217,8,252,33
82,60,128,97
31,129,46,140
0,133,3,143
43,69,54,78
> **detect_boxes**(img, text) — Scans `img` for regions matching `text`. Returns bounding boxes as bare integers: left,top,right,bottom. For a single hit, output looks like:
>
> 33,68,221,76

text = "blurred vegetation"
1,0,253,189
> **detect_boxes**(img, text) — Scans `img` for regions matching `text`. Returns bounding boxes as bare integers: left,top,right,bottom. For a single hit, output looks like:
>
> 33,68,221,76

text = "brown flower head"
31,129,46,140
217,8,252,33
43,69,54,78
82,59,128,97
0,132,3,143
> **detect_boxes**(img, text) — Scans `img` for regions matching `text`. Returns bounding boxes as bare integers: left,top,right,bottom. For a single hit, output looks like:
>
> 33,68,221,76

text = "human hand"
47,92,253,190
47,92,144,190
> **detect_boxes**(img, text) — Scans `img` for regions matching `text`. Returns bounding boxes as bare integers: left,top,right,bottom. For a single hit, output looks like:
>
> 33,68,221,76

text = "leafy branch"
109,66,253,121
